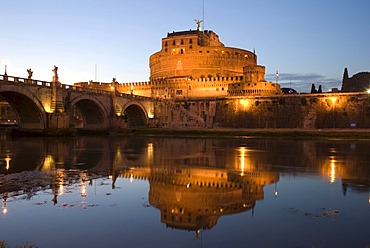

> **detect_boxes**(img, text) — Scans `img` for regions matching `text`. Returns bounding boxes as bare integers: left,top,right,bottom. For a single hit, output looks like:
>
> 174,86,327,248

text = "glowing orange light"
81,185,87,197
5,157,11,170
239,99,251,111
2,199,7,215
59,183,64,195
330,158,336,183
239,147,246,176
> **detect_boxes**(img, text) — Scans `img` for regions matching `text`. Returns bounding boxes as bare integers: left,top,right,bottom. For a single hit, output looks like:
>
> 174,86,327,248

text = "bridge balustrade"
1,73,158,103
0,74,53,87
1,74,114,95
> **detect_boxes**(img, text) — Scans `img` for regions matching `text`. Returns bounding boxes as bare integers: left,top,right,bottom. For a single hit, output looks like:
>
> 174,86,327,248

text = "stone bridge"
0,74,155,133
2,73,370,133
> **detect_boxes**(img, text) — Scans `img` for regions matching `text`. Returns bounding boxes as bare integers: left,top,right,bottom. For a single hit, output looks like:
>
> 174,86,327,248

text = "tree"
341,67,349,91
310,83,317,93
318,85,322,93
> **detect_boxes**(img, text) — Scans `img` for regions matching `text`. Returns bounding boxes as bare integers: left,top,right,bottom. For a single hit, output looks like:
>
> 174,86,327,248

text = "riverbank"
112,128,370,140
2,127,370,140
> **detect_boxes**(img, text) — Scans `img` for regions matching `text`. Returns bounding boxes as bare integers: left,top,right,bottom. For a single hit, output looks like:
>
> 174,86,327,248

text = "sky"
1,0,369,93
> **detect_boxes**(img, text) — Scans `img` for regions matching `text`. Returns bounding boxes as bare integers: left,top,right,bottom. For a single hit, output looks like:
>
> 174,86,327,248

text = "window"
172,40,176,45
189,39,193,44
181,39,184,45
176,89,183,95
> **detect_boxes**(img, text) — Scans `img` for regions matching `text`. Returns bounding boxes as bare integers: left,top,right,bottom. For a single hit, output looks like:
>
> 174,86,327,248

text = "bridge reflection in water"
1,135,369,234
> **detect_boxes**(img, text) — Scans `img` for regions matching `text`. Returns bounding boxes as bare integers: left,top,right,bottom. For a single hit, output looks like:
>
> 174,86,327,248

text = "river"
0,134,369,247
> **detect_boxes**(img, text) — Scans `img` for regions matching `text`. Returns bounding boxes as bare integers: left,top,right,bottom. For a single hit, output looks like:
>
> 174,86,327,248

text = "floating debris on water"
289,207,340,221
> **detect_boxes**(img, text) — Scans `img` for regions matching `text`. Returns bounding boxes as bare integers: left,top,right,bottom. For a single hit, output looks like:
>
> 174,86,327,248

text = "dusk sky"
1,0,369,93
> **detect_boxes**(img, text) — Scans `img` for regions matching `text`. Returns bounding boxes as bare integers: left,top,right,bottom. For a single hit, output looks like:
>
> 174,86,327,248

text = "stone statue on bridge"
27,68,33,79
52,65,58,83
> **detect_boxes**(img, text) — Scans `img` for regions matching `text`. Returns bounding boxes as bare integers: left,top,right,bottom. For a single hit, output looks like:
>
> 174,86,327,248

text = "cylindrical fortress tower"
149,30,257,81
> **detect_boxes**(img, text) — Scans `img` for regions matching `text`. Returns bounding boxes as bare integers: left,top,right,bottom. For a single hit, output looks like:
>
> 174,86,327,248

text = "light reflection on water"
0,136,369,248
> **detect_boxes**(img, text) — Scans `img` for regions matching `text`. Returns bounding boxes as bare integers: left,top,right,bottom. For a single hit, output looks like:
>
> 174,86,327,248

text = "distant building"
75,26,282,98
331,88,340,93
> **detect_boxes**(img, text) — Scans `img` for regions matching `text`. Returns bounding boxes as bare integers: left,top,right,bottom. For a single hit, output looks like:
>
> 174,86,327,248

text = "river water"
0,134,369,247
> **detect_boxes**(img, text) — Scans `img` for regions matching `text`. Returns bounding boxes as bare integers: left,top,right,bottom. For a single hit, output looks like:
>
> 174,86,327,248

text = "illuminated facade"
74,26,281,98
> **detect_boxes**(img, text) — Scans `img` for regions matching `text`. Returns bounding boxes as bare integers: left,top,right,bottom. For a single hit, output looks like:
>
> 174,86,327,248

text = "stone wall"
153,93,370,129
215,93,370,129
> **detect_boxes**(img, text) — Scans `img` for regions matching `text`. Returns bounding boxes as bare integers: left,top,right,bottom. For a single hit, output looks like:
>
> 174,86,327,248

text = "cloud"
265,72,342,93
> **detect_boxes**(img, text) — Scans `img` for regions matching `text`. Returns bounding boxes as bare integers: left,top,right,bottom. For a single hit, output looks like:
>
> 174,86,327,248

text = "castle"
75,23,281,98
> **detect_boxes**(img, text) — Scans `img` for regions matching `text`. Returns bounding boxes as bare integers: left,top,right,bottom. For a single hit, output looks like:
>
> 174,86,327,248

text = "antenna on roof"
202,0,205,30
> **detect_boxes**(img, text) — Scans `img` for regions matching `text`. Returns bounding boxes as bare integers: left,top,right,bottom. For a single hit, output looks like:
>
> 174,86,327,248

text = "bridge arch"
69,95,110,131
122,101,148,128
0,85,47,130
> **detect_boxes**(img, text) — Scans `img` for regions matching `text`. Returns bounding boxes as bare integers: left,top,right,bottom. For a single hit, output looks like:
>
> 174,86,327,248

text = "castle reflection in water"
1,135,369,231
